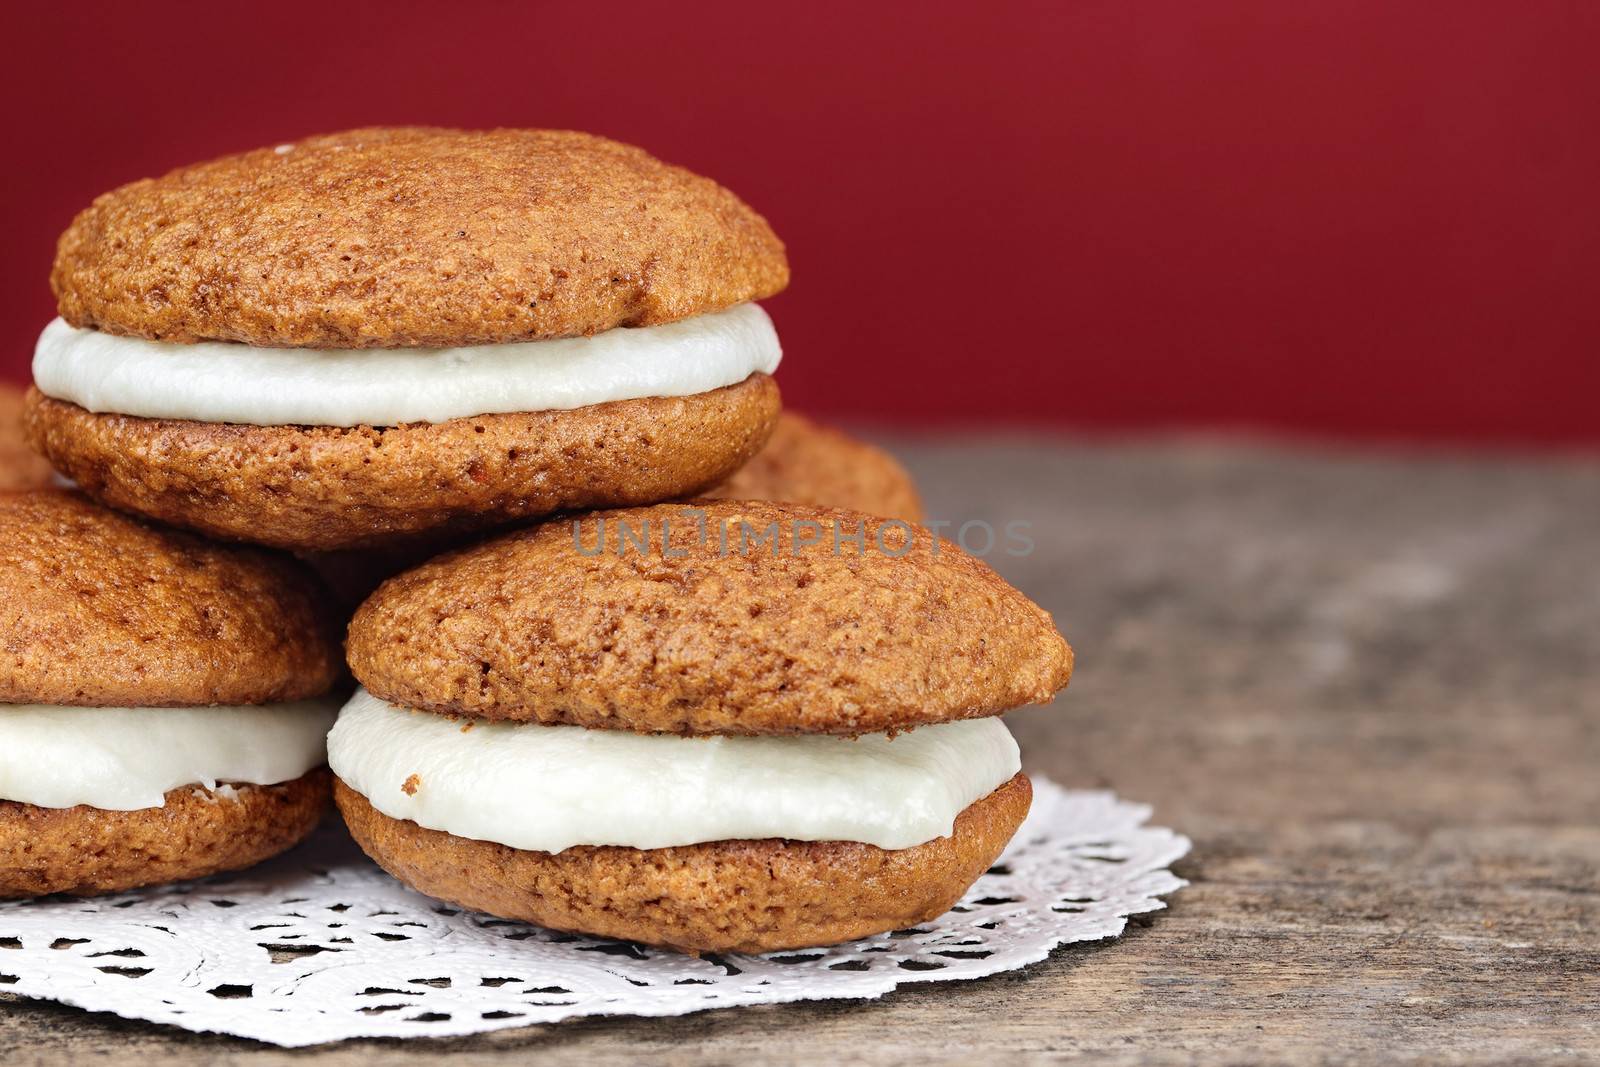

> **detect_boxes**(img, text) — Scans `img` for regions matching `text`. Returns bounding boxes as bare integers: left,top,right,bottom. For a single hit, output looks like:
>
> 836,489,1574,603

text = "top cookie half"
348,501,1073,736
0,490,342,706
51,127,789,348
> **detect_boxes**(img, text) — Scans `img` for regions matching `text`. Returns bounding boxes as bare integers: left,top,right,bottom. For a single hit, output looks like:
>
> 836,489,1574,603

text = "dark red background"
5,2,1597,444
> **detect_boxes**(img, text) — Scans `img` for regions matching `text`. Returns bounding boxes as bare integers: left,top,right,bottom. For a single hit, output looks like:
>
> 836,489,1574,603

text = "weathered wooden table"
4,439,1597,1064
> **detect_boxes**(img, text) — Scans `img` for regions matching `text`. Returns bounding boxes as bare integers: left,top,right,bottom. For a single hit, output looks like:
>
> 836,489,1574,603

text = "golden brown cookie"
348,501,1072,735
0,770,329,898
25,374,779,551
703,412,922,523
336,772,1029,954
0,490,341,706
0,383,54,491
53,127,788,348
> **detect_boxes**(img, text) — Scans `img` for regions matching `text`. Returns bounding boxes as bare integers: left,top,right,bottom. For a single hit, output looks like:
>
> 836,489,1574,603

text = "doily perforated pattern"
0,779,1188,1046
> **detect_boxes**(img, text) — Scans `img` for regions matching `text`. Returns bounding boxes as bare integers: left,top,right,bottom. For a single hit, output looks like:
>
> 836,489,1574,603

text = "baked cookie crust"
348,500,1072,735
0,770,330,898
335,772,1029,954
0,490,341,706
0,384,54,491
24,374,780,552
52,127,788,348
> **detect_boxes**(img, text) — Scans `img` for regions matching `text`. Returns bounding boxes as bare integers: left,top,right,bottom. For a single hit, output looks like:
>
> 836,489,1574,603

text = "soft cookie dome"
52,127,790,348
0,490,342,706
348,501,1073,735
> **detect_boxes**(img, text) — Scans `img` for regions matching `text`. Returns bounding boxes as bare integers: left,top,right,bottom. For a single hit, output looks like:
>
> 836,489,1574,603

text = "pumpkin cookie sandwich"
0,491,343,897
0,384,54,490
331,501,1072,953
703,412,922,522
27,127,788,551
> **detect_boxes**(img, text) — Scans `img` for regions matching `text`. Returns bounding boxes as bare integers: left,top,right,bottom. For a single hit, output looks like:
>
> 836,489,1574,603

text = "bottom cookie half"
335,771,1030,954
24,374,780,551
0,769,330,898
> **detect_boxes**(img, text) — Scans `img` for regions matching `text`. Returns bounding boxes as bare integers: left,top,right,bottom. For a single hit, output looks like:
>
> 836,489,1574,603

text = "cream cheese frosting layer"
33,302,780,428
0,700,338,810
328,689,1021,853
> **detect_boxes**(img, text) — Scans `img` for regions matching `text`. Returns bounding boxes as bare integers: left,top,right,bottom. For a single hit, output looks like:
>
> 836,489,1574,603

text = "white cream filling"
0,700,338,810
327,689,1021,853
32,302,780,428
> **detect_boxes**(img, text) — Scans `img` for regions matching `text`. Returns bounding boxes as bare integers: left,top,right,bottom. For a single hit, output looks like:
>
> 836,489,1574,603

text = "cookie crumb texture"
702,412,923,523
23,375,779,551
0,490,341,706
52,127,788,348
0,384,55,491
0,770,329,898
336,772,1029,954
349,500,1073,734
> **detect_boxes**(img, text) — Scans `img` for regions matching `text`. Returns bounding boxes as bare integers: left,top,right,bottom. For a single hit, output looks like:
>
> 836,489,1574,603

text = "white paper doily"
0,778,1188,1046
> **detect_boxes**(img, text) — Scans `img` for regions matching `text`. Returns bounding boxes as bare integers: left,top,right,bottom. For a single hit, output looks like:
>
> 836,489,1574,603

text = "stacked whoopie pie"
0,491,342,897
330,501,1072,953
8,127,1045,959
26,127,789,552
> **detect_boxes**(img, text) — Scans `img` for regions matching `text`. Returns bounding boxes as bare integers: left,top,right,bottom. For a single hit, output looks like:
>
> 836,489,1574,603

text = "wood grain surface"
4,438,1597,1064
